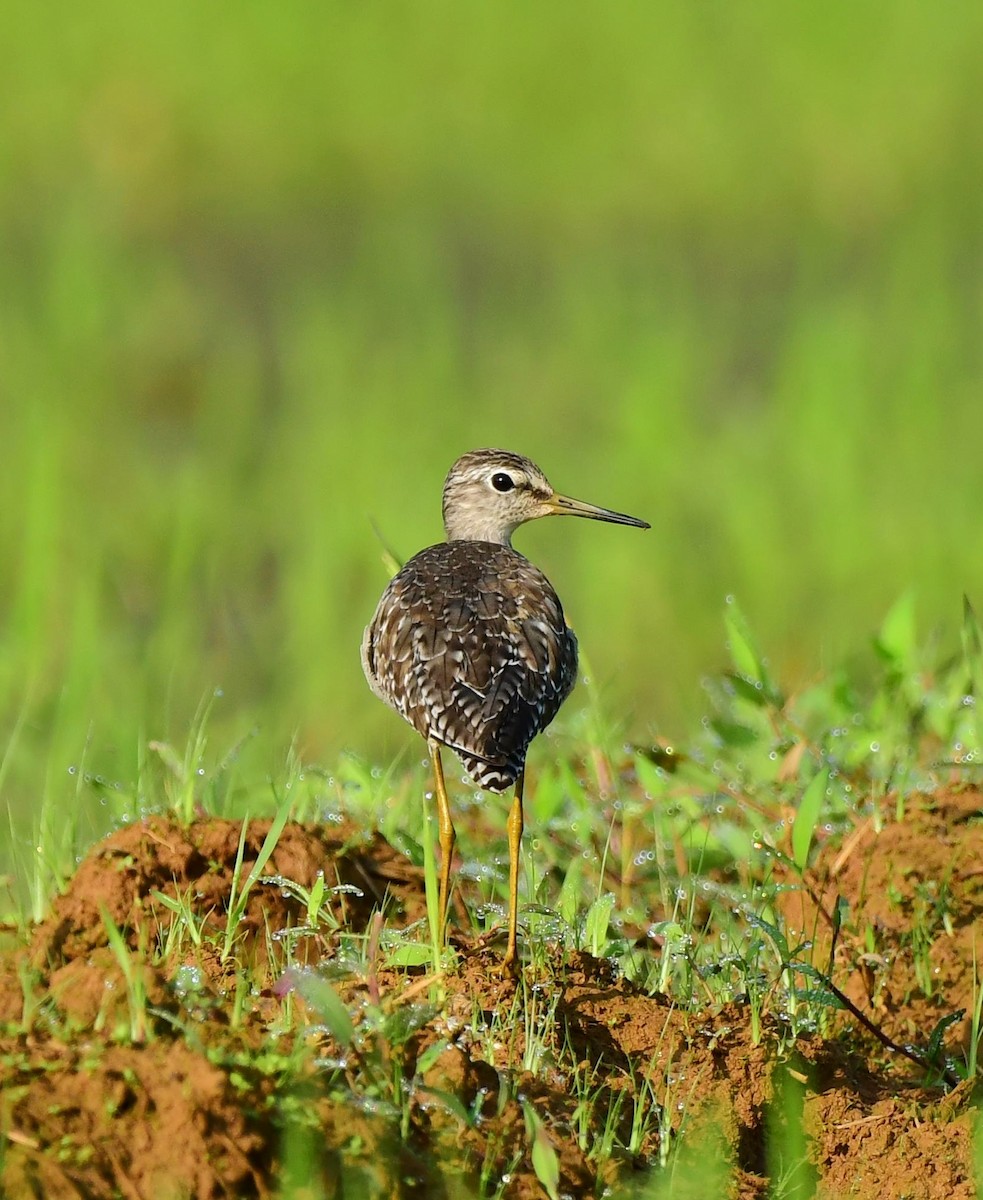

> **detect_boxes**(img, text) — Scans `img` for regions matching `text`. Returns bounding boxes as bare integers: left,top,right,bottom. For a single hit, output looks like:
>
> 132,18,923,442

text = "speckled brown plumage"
361,540,577,790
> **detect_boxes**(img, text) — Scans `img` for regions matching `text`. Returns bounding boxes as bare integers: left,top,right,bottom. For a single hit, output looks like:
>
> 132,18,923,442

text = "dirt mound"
0,798,980,1198
30,814,427,971
1,1037,265,1199
781,788,983,1052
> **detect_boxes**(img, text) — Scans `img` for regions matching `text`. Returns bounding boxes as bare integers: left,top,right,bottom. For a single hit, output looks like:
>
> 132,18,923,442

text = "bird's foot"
499,945,521,980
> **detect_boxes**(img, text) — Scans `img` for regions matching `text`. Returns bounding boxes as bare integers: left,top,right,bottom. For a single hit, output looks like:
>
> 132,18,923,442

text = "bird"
361,448,649,970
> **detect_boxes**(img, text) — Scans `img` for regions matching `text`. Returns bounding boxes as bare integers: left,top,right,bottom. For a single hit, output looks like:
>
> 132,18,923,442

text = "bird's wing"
362,543,578,787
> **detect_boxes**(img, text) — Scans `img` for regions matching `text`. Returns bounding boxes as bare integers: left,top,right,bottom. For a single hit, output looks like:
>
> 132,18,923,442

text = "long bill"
547,492,650,529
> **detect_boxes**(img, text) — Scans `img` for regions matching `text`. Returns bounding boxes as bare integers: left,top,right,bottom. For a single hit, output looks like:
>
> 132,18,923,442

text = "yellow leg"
502,772,525,974
429,739,456,943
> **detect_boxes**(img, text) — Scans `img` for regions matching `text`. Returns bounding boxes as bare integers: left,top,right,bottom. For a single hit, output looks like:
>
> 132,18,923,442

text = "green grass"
1,6,983,1190
3,598,983,1193
1,3,982,866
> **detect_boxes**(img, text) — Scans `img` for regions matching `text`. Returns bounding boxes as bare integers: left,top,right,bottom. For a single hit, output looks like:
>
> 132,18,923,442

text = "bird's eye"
491,472,515,493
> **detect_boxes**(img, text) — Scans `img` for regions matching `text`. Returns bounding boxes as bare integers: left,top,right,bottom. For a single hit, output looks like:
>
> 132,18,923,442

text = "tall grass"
0,2,981,867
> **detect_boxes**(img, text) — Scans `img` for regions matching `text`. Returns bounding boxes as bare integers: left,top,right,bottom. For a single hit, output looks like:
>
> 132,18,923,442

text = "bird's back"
361,541,578,790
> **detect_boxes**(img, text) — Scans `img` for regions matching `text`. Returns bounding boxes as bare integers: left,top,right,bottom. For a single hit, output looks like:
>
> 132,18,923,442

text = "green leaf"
724,598,766,685
151,890,182,915
962,595,983,690
791,960,834,987
557,856,582,927
306,871,326,925
792,767,828,871
414,1038,451,1077
100,906,134,988
390,830,425,868
793,987,846,1010
725,672,769,707
385,943,435,968
585,893,615,956
875,591,917,669
522,1102,560,1200
417,1086,472,1126
746,911,789,960
710,718,758,748
239,799,293,899
649,920,687,955
925,1010,963,1061
293,972,354,1047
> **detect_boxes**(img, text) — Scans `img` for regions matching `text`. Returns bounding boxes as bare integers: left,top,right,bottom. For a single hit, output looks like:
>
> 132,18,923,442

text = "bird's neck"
443,518,516,546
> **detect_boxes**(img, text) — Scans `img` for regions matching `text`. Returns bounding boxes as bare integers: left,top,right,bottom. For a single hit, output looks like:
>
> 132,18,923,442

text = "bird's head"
441,448,650,545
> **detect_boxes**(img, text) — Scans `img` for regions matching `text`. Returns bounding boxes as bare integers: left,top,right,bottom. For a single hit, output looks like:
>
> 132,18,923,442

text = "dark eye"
491,472,515,493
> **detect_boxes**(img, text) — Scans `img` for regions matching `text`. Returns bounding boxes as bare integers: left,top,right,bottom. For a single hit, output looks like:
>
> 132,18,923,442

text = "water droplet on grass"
172,964,205,998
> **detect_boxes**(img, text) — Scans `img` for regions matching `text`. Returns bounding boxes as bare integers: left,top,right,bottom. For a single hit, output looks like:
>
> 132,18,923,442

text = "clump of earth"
0,790,980,1198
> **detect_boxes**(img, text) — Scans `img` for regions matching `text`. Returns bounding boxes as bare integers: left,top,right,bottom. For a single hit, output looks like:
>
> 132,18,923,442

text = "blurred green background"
2,4,982,851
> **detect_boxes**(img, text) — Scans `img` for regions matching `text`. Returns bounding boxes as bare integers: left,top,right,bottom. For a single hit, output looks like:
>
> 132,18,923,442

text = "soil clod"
1,795,981,1198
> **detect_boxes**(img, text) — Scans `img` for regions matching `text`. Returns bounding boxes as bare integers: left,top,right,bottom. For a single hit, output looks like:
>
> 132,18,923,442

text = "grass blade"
222,795,292,961
875,591,917,671
724,597,767,686
792,767,828,871
522,1101,560,1200
292,971,355,1048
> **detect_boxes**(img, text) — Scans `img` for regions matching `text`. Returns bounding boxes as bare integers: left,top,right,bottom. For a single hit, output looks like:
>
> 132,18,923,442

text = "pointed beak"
547,492,650,530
